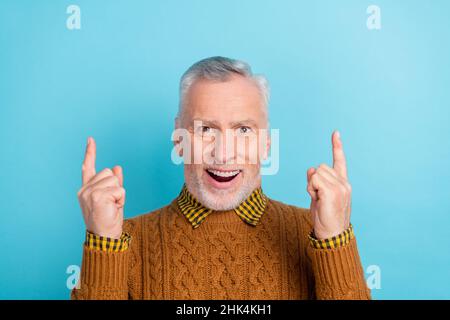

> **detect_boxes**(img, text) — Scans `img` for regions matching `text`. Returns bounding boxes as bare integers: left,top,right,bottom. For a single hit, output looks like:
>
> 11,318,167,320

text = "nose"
212,130,236,165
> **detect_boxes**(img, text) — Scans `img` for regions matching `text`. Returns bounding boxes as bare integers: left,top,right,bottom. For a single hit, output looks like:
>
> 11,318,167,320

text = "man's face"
177,74,270,210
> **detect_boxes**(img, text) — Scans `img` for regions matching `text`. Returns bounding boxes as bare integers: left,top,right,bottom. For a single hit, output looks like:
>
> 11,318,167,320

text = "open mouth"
206,169,241,183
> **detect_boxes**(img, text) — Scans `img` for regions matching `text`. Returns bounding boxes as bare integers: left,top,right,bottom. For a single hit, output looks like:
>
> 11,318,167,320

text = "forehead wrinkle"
180,78,268,127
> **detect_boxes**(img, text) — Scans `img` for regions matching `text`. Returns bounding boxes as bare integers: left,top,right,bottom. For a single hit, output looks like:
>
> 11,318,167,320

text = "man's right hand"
77,137,125,239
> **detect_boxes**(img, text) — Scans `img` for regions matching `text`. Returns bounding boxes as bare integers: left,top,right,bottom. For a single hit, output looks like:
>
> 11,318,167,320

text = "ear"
262,123,271,160
263,133,271,160
173,117,183,157
266,134,271,160
173,117,180,147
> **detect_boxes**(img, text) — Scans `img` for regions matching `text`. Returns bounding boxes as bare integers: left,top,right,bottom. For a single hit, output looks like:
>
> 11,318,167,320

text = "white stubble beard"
185,167,261,211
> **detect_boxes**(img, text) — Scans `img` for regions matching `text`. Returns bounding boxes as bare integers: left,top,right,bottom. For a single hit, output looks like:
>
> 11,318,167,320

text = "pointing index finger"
332,130,348,180
82,137,96,185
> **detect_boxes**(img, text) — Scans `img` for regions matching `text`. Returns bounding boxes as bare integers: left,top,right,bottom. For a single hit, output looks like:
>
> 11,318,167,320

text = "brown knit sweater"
71,197,371,300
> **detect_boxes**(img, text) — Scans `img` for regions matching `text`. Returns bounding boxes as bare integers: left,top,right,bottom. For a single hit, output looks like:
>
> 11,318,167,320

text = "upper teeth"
207,169,240,177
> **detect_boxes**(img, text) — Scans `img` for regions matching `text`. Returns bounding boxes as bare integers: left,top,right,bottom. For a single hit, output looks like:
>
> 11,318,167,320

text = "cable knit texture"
71,197,371,300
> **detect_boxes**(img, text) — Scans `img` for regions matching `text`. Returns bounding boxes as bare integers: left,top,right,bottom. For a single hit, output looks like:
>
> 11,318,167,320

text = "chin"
185,165,261,211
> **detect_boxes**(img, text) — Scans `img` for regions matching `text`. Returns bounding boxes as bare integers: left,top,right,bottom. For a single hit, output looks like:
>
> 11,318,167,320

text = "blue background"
1,0,449,299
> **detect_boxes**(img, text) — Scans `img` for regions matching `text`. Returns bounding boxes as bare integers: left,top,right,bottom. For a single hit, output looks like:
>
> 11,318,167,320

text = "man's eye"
197,126,214,136
201,126,214,135
238,126,252,134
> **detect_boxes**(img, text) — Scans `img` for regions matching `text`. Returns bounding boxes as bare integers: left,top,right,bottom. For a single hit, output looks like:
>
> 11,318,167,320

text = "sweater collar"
177,184,267,229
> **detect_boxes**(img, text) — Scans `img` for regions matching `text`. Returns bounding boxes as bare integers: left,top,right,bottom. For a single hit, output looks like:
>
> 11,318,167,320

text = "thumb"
307,167,315,183
306,167,318,201
108,186,126,208
112,165,124,187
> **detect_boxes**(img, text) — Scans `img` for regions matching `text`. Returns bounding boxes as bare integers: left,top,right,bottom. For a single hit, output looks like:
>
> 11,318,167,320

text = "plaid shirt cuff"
308,224,354,249
84,231,131,252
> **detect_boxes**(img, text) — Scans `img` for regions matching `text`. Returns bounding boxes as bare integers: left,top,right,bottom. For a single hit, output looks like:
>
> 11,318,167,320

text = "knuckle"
317,170,327,180
311,174,319,184
108,175,120,186
101,168,113,176
346,182,352,192
90,190,103,202
340,185,348,196
79,188,89,201
318,163,328,170
78,191,87,201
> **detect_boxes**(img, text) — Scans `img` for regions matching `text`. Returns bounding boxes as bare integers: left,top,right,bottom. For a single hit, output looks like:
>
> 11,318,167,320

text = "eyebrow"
191,118,221,128
191,118,259,128
229,119,259,128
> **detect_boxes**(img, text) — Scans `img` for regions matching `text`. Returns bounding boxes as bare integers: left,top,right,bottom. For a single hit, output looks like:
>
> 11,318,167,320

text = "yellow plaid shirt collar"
177,184,268,229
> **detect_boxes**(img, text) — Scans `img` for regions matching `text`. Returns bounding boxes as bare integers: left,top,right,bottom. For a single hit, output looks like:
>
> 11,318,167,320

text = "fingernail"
87,137,90,145
336,131,340,139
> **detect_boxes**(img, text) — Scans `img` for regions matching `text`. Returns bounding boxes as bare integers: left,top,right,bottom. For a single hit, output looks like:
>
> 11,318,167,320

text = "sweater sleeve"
70,246,130,300
307,236,371,300
297,207,371,300
71,219,139,300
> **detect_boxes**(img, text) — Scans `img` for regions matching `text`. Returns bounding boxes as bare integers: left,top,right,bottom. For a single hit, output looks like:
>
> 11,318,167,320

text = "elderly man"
72,56,371,300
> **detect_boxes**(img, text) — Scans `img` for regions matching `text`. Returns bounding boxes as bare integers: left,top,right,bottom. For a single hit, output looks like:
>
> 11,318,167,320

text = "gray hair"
177,56,270,119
